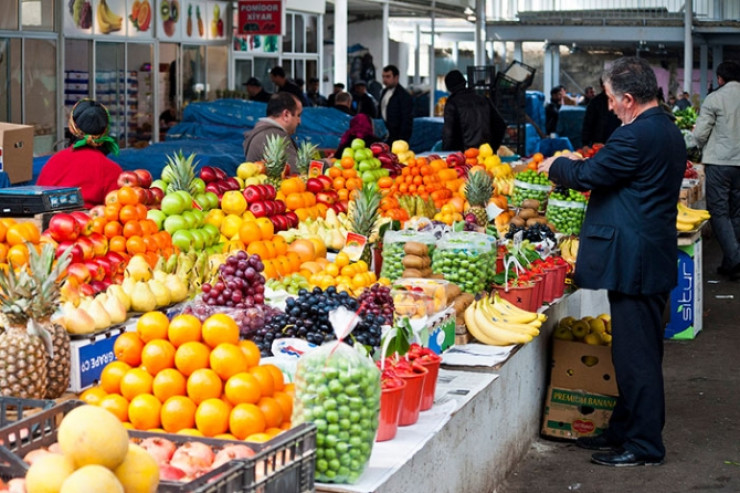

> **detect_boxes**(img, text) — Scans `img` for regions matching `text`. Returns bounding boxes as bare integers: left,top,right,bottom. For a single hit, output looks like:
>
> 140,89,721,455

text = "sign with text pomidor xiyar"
237,0,282,35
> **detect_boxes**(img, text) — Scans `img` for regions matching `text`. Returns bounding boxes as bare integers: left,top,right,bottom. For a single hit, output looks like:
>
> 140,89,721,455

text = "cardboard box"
550,338,618,396
541,385,617,439
0,123,34,184
426,308,456,354
666,235,703,339
69,322,135,392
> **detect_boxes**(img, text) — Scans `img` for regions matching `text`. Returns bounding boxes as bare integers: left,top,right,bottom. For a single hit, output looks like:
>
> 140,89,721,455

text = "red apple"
48,213,80,242
204,182,222,196
269,216,282,232
249,202,267,218
92,257,113,279
89,205,106,219
261,184,276,200
273,215,289,231
199,166,217,183
316,175,333,190
133,169,153,188
70,211,93,236
243,185,262,203
87,233,108,257
132,187,149,205
285,211,299,228
263,200,276,217
316,191,336,205
84,259,105,282
223,178,240,191
273,200,286,215
306,178,323,194
117,171,140,188
75,237,95,261
213,167,227,181
57,241,84,264
67,263,91,284
149,187,164,205
89,280,108,294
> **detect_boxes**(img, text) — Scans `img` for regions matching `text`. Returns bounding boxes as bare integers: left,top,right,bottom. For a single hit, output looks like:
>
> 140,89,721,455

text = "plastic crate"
0,399,316,493
0,397,56,429
495,61,536,90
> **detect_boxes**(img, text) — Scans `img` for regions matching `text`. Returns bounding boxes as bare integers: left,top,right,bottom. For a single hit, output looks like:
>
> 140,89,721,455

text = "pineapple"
28,244,73,399
464,170,494,226
262,134,289,187
296,140,319,180
162,151,198,195
349,183,381,265
0,260,49,399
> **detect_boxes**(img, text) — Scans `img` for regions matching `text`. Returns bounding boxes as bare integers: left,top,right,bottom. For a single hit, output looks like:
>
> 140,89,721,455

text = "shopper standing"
581,79,622,146
545,86,564,135
269,66,309,106
692,60,740,279
243,93,302,172
379,65,413,144
441,69,506,152
539,57,686,467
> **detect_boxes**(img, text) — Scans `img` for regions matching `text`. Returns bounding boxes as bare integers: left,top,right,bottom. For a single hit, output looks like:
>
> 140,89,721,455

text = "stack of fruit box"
540,336,618,440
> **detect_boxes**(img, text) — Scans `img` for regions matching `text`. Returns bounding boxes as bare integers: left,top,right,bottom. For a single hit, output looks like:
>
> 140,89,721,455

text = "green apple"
181,210,198,229
164,214,188,235
353,149,366,162
147,209,167,230
174,190,193,211
190,209,204,228
351,138,365,150
358,160,372,173
201,223,220,244
171,230,194,252
161,193,187,216
191,178,206,195
205,192,220,210
151,179,167,191
190,229,206,251
194,193,211,211
361,170,375,183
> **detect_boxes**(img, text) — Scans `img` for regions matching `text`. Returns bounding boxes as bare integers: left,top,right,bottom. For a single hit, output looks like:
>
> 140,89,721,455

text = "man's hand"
538,155,558,174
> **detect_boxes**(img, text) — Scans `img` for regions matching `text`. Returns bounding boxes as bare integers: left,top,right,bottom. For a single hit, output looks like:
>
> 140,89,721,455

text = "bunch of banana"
677,203,710,232
398,195,437,219
493,175,514,196
463,293,546,346
97,0,123,33
559,236,579,268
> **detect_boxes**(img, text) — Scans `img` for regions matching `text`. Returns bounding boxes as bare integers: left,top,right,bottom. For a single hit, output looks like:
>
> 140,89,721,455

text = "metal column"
381,1,389,69
414,23,421,85
429,0,436,117
699,44,708,99
334,0,348,87
474,0,485,65
683,0,693,94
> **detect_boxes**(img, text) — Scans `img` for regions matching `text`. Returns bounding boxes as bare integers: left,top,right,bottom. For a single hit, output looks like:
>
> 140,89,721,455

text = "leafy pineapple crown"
262,134,289,179
162,150,199,195
349,183,381,238
296,140,319,176
465,170,494,207
28,243,73,319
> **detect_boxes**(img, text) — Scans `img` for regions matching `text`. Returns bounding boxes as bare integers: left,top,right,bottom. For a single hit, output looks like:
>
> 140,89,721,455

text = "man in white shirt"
379,65,413,144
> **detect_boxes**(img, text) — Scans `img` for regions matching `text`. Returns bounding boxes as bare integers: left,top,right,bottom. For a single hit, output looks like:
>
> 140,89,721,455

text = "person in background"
545,85,564,135
335,114,381,157
327,82,345,108
159,99,178,139
380,64,413,144
352,81,378,119
306,77,327,107
667,92,677,109
269,66,309,106
333,92,355,116
243,77,272,103
441,69,506,152
37,99,122,208
243,93,301,172
579,86,595,106
674,91,692,110
539,56,686,468
581,78,622,147
692,60,740,280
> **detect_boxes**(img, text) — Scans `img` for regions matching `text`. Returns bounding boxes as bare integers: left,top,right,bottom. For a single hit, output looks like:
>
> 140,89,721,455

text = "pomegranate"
138,437,176,465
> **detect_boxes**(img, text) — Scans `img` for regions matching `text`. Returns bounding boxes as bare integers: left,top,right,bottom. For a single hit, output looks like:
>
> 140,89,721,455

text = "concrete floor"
496,233,740,493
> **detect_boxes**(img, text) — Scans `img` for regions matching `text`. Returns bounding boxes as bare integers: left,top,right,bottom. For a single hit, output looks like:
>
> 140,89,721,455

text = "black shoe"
729,262,740,281
591,449,664,467
575,435,620,451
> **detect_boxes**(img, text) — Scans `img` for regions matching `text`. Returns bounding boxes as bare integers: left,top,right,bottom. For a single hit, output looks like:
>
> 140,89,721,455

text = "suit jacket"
380,84,413,143
442,88,506,151
581,91,621,146
549,106,686,295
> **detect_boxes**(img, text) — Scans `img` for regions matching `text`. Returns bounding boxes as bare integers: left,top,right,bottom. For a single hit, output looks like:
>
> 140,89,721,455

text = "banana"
464,304,517,346
493,293,547,322
97,2,111,33
478,302,540,337
473,304,533,345
480,295,539,326
677,202,710,220
102,0,123,30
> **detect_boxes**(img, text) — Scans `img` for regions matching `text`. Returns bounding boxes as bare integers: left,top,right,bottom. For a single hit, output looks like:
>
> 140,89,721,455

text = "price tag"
309,160,324,178
341,232,368,261
486,203,505,221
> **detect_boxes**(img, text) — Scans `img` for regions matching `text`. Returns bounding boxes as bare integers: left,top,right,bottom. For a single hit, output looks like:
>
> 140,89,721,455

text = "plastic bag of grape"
292,306,381,484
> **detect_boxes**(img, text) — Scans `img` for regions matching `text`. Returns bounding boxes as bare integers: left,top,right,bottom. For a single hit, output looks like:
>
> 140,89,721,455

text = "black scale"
0,186,84,216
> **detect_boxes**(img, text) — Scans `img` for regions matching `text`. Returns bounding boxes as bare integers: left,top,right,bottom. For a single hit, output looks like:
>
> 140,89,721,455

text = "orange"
136,311,170,343
285,194,305,211
262,259,277,280
177,428,204,437
128,394,162,430
79,386,108,406
120,367,154,401
285,252,302,272
265,427,283,438
328,166,342,178
224,372,262,405
229,403,267,440
98,393,130,422
7,244,29,268
0,244,7,263
109,235,127,253
141,339,176,376
186,368,223,405
272,236,288,256
272,390,293,419
100,361,132,394
238,340,261,367
287,239,315,263
257,397,284,428
340,156,355,169
5,224,32,246
0,222,6,243
248,366,275,397
201,313,240,348
126,235,146,255
262,364,285,392
341,167,357,179
160,395,197,433
280,421,292,430
238,221,262,244
104,204,121,222
246,241,270,260
195,398,232,437
175,341,211,376
117,186,139,205
135,203,149,221
209,343,248,381
152,368,187,402
255,217,274,241
332,177,345,190
245,432,272,443
119,204,139,223
113,332,145,367
167,314,202,347
283,383,295,397
123,220,143,238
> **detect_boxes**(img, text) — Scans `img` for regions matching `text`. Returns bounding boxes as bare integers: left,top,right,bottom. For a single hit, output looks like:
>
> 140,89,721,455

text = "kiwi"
521,199,541,210
510,216,526,228
518,208,538,220
170,0,179,21
160,1,170,21
526,217,548,226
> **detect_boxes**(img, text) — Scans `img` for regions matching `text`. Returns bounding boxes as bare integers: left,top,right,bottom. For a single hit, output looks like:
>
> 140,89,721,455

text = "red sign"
238,0,282,35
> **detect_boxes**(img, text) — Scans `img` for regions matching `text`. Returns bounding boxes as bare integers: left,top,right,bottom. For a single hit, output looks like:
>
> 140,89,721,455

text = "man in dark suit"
539,57,686,468
270,66,309,106
379,65,413,143
243,77,272,103
581,79,621,146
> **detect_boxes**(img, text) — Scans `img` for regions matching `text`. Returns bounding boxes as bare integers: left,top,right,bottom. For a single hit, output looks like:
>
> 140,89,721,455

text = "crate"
0,399,316,493
466,65,496,98
495,61,536,90
0,397,56,430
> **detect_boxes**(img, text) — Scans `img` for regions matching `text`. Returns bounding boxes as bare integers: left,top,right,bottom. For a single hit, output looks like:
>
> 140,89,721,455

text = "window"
22,0,54,31
283,13,319,54
0,2,19,30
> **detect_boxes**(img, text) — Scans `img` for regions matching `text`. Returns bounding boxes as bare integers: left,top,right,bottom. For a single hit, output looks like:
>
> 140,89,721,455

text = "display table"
317,288,609,493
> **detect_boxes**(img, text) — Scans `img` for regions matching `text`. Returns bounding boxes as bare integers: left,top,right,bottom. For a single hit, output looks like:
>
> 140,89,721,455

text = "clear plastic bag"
380,230,436,281
512,179,552,207
545,198,587,234
432,237,492,294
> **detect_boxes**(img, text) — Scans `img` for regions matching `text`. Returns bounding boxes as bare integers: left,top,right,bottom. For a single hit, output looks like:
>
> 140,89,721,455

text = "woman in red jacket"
37,99,122,208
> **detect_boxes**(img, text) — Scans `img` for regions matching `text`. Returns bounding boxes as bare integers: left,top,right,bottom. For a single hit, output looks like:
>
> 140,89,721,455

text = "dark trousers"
705,164,740,270
603,290,669,459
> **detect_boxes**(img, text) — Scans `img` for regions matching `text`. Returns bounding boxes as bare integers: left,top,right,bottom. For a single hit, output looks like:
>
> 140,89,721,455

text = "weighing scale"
0,186,84,216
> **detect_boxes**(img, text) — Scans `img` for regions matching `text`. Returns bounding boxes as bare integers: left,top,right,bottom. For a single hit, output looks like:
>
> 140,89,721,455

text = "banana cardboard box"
549,339,617,396
541,385,617,440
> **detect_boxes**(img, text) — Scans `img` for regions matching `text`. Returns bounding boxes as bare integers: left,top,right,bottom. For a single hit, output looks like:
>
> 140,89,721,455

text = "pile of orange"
385,158,460,210
327,158,362,202
434,196,466,225
379,196,410,222
0,219,42,271
94,186,173,267
276,177,326,221
82,311,293,442
301,251,376,293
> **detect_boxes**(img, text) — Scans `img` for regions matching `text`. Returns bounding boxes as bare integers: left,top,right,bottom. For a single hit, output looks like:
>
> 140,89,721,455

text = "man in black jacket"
379,65,413,143
581,79,622,146
352,81,378,119
243,77,272,103
270,66,309,106
441,70,506,151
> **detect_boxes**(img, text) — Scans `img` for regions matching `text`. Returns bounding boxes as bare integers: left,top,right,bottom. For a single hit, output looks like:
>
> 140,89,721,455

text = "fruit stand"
0,134,709,491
